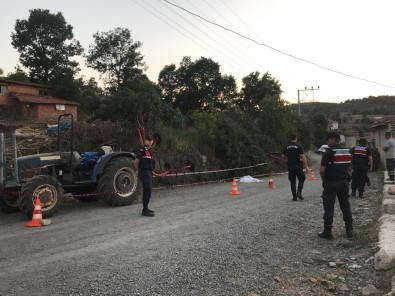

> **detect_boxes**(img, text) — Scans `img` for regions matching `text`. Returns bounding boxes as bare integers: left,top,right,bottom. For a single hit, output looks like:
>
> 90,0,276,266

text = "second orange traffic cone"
267,172,275,189
26,197,43,227
309,169,317,180
229,178,240,195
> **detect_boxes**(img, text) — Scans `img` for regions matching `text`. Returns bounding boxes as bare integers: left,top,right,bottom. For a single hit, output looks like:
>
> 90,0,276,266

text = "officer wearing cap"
319,131,353,240
282,134,309,201
135,133,155,217
350,137,373,198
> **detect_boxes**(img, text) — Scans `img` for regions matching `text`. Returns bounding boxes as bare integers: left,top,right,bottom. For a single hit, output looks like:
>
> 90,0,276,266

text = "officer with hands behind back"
135,133,155,217
319,131,353,240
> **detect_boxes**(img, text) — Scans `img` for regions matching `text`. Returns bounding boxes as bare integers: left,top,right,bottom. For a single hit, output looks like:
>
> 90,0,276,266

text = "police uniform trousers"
322,179,352,227
351,164,368,195
288,164,305,196
139,169,153,209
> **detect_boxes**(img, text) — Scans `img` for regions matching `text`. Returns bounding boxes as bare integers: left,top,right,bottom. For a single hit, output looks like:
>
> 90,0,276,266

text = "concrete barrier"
374,176,395,293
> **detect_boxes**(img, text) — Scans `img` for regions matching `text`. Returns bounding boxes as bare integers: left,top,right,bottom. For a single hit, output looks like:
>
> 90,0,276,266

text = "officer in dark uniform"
135,133,155,217
319,131,353,240
282,134,309,201
350,137,373,198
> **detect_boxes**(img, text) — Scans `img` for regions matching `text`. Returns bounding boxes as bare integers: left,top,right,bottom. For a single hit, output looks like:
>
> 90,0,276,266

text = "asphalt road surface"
0,158,376,296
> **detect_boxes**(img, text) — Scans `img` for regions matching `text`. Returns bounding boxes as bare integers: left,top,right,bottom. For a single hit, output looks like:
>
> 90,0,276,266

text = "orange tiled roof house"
0,78,78,123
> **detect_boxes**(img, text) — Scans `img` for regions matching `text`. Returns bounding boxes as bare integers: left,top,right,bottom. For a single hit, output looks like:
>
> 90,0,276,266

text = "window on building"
39,89,48,96
0,85,8,94
55,104,65,111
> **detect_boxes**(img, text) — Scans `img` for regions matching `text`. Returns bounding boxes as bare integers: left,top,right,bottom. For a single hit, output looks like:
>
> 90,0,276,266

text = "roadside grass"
353,197,382,249
353,172,384,249
352,173,393,293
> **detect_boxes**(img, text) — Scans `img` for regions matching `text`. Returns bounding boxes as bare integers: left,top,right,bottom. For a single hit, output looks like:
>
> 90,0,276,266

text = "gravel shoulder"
0,152,392,296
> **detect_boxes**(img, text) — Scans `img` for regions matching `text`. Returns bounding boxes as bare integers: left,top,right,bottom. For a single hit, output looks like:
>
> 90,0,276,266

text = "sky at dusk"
1,0,395,104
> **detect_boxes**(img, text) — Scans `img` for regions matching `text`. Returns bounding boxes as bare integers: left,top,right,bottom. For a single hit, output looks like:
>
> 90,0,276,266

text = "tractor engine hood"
17,152,69,171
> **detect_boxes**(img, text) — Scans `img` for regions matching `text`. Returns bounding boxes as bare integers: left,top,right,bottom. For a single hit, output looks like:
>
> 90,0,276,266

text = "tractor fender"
92,152,136,182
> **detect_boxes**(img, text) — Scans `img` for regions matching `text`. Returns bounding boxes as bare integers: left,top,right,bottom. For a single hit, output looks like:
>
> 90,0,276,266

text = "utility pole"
297,86,320,116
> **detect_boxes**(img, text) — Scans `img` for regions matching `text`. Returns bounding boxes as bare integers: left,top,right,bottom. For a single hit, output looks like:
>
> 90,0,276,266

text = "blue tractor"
0,114,140,218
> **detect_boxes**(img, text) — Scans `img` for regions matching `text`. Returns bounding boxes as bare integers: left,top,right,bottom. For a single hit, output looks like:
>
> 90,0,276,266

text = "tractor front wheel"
19,175,63,218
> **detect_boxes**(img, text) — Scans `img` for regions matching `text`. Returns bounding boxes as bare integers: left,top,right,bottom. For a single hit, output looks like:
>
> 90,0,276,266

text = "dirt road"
0,155,389,295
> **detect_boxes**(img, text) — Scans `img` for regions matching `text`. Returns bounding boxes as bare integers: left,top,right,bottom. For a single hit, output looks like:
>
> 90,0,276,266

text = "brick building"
0,78,78,123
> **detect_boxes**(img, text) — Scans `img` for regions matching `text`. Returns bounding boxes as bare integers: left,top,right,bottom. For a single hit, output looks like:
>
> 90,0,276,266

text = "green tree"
158,64,178,104
310,114,328,147
95,76,161,126
255,95,294,150
293,117,314,151
159,56,238,114
188,108,265,168
6,65,30,82
11,9,83,84
239,71,282,114
86,27,146,92
50,67,83,99
73,78,103,119
215,74,239,112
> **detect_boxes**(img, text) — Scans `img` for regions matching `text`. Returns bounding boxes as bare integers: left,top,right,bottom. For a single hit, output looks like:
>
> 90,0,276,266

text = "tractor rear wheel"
98,156,139,206
19,175,63,218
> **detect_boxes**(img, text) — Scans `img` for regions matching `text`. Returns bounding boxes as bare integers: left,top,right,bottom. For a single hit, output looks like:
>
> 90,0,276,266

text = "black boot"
296,190,304,200
292,194,297,201
345,221,354,238
318,225,334,240
142,208,155,217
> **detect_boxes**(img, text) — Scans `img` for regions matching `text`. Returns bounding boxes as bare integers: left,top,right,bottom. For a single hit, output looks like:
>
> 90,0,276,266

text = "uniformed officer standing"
350,137,373,198
319,131,353,240
282,134,309,201
135,134,155,217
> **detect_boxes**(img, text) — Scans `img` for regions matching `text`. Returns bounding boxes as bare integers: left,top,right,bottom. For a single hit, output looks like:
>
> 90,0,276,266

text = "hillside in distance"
294,95,395,117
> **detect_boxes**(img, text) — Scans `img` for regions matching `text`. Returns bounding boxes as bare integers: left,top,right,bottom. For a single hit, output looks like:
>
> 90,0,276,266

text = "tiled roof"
371,116,395,129
0,78,51,89
10,93,79,105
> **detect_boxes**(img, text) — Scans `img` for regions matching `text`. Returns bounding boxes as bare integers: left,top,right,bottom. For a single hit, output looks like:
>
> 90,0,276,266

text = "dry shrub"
72,120,137,152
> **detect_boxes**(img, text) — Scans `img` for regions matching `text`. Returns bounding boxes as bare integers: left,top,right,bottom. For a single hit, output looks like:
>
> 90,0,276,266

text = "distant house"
328,119,339,130
342,131,357,148
0,78,78,123
370,116,395,168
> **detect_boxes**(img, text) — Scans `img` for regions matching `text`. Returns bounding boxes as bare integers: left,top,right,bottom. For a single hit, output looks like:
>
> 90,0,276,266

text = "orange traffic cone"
26,197,42,227
267,172,275,188
229,178,240,195
309,169,317,180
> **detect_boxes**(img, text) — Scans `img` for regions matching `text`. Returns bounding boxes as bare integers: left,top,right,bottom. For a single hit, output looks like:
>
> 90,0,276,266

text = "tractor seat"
72,151,82,164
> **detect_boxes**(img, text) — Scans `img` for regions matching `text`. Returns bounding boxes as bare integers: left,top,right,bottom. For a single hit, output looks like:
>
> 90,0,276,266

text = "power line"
161,0,256,72
173,0,265,72
134,0,250,76
219,0,261,41
162,0,395,89
139,0,282,84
